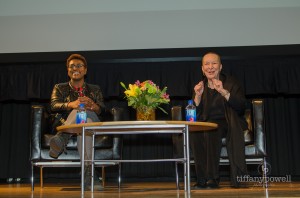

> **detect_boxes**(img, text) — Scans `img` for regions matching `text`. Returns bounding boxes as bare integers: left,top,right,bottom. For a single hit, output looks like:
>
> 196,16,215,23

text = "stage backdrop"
0,45,300,181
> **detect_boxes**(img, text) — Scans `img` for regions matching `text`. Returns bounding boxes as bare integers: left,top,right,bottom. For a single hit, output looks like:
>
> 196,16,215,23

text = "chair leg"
175,162,179,190
102,166,105,187
31,164,34,191
40,167,44,188
118,163,122,190
262,158,268,188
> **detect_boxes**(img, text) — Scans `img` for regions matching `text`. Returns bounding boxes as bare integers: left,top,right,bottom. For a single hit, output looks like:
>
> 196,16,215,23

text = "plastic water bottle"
185,100,196,122
76,103,87,124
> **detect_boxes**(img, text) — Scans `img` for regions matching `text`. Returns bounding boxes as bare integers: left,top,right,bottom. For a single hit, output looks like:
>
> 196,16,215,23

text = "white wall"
0,0,300,53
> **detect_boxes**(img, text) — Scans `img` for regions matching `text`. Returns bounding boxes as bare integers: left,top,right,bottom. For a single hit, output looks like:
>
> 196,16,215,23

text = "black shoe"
84,166,92,189
193,182,207,190
84,166,103,191
49,134,68,158
84,184,104,191
231,182,248,188
206,179,219,189
84,183,104,191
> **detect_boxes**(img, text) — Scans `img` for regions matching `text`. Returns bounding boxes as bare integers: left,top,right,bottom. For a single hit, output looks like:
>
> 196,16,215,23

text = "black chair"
30,105,124,190
172,99,267,189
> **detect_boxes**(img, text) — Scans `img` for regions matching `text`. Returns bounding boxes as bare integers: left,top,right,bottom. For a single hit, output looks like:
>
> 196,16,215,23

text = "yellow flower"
124,84,138,97
120,80,170,114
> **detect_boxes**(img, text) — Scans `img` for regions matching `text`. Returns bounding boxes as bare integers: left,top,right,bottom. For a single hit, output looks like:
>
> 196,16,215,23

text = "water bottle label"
76,112,87,124
186,109,196,122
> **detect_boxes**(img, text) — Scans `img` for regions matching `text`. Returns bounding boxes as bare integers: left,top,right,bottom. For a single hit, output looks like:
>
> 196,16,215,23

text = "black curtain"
0,102,31,178
0,47,300,180
2,57,300,101
265,97,300,176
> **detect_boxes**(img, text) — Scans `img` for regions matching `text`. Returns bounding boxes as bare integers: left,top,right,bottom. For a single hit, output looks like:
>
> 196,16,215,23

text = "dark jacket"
50,82,106,121
198,73,247,186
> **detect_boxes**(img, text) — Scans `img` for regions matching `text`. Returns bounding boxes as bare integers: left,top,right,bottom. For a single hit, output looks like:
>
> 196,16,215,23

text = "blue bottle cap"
188,100,193,105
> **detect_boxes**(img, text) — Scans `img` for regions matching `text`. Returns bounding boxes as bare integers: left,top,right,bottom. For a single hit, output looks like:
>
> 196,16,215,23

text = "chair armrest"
112,135,122,160
252,99,267,156
30,105,44,161
111,107,124,160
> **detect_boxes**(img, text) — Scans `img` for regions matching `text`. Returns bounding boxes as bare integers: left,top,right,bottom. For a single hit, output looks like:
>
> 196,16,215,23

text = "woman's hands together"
67,96,99,112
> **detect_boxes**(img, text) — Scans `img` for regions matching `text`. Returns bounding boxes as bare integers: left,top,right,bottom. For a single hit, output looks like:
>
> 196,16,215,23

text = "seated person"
49,54,105,190
190,52,248,189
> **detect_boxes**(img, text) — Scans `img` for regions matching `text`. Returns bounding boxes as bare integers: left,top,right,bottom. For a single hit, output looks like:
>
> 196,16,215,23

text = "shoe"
192,181,207,190
230,176,248,188
49,133,70,158
49,136,64,158
84,166,103,191
85,184,104,191
206,179,219,189
231,182,248,188
84,184,104,191
84,166,92,189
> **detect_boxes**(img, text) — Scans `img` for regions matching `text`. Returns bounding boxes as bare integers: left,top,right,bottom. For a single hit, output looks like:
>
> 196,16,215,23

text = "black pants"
190,119,227,183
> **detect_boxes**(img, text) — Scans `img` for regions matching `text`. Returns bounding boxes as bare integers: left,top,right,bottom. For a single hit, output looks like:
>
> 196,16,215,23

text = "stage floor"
0,180,299,198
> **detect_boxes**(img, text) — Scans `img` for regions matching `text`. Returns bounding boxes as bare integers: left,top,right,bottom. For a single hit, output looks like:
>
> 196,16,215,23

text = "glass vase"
136,106,156,121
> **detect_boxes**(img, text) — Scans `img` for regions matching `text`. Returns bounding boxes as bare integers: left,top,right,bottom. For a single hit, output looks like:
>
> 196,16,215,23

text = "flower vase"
136,107,156,121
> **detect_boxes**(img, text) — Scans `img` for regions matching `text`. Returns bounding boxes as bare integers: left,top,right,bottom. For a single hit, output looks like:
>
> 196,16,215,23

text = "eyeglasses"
68,64,85,69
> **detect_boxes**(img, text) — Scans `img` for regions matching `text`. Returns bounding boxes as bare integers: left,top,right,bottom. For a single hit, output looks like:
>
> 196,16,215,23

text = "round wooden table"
57,120,217,194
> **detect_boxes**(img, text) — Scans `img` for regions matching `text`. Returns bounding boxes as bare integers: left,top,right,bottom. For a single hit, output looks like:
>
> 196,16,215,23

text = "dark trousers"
190,119,227,183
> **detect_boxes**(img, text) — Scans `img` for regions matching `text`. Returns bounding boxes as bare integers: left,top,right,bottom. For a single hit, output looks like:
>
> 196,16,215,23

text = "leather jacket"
50,82,105,120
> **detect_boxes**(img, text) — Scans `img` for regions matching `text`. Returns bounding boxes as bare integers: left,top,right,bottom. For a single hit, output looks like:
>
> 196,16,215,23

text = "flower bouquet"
120,80,170,120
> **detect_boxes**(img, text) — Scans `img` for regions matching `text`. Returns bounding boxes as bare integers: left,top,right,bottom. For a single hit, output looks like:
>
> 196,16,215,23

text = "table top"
57,120,217,134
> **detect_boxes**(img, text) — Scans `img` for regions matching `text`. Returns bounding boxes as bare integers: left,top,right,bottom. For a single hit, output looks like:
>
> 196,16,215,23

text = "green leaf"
158,106,168,114
128,100,135,106
120,82,127,89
